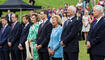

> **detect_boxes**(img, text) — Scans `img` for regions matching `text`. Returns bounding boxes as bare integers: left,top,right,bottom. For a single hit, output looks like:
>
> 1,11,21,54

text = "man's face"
11,14,17,23
22,17,27,24
2,19,7,26
67,8,73,16
93,8,100,18
40,12,45,20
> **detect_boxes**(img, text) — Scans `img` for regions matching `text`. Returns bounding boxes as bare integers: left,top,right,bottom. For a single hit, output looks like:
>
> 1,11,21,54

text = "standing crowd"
0,1,105,60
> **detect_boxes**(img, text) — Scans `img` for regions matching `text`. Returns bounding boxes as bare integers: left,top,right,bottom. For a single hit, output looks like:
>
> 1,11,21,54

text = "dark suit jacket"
8,22,22,50
36,20,52,52
61,16,80,53
6,14,12,26
19,23,31,47
87,17,105,56
0,25,11,51
0,22,2,30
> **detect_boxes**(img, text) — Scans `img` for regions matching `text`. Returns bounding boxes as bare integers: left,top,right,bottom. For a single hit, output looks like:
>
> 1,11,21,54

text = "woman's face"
85,11,88,15
31,16,36,23
52,17,58,27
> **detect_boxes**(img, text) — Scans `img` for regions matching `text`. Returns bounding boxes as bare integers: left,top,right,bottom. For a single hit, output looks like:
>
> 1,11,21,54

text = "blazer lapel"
91,17,104,32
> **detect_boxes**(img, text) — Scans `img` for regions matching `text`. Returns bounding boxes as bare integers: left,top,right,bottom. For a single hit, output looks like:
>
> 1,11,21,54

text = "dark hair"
31,13,40,22
41,10,48,17
1,17,9,23
12,14,18,19
22,14,30,22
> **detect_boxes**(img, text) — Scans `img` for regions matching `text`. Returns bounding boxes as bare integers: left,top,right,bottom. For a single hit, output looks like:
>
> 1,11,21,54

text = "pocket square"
70,20,72,22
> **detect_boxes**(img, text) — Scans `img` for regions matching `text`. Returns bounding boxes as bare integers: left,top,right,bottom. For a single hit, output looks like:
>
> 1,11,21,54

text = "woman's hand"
28,39,33,42
51,50,55,56
48,48,52,55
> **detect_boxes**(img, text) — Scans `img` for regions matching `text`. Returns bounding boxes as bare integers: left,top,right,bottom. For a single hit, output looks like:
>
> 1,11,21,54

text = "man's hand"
8,42,12,47
60,41,66,47
0,46,2,48
18,45,24,50
87,41,91,49
36,44,42,50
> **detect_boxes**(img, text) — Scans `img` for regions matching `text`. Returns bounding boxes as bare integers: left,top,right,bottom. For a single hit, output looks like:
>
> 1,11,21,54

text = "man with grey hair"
60,6,79,60
86,5,105,60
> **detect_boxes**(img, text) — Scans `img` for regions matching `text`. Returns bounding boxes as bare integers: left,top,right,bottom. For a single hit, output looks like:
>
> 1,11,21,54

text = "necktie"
24,26,26,29
41,22,44,28
12,23,14,29
92,20,97,29
2,27,5,33
66,19,70,26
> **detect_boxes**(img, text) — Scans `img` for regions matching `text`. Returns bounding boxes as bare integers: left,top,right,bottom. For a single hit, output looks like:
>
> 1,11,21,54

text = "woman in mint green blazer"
26,14,40,60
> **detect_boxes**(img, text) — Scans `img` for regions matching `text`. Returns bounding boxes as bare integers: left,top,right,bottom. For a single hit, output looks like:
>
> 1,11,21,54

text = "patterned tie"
2,27,5,33
12,23,14,29
24,25,26,29
41,22,44,28
92,20,97,29
65,19,70,26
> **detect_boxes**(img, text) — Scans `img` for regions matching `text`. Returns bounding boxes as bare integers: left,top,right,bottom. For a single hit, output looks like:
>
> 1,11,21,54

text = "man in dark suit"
0,17,11,60
60,6,79,60
86,5,105,60
8,14,22,60
6,10,12,26
36,10,52,60
18,15,31,60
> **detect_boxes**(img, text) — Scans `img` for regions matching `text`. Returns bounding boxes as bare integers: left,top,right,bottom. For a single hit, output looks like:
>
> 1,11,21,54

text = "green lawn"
79,40,89,60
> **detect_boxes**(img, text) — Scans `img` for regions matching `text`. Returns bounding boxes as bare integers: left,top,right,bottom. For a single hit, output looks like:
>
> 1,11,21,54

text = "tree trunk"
90,0,96,8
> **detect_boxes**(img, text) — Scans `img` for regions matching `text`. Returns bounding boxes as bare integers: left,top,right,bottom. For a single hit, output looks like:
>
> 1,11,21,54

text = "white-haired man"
60,6,80,60
86,5,105,60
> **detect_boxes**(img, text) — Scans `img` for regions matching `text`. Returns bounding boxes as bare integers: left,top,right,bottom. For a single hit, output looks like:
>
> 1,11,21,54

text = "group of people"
0,2,105,60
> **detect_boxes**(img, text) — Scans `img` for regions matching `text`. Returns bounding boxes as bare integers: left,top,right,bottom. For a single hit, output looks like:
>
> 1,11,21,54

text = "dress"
27,22,39,60
62,17,67,26
82,15,90,32
48,25,63,58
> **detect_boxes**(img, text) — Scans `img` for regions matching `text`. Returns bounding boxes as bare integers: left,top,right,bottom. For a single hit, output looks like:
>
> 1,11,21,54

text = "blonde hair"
84,10,89,15
52,15,62,26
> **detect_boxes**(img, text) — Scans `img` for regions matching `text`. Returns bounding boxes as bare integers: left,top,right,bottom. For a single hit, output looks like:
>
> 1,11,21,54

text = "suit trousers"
10,48,22,60
21,47,26,60
64,52,78,60
38,52,50,60
0,49,10,60
52,57,62,60
90,54,105,60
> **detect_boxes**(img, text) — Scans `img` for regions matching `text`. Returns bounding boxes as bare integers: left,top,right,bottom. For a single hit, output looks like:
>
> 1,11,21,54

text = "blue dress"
48,25,63,58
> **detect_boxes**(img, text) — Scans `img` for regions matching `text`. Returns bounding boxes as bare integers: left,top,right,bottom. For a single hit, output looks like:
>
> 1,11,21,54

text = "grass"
79,40,89,60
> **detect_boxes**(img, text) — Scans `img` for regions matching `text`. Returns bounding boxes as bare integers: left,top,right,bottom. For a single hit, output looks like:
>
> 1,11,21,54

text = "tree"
90,0,96,8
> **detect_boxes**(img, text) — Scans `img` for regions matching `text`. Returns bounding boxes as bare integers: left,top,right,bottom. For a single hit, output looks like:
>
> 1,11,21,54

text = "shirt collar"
25,22,29,27
13,21,18,26
3,24,8,28
96,16,103,23
43,19,48,23
68,16,75,20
